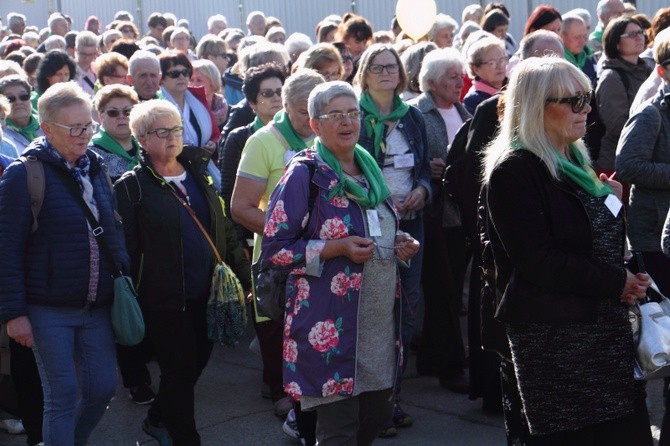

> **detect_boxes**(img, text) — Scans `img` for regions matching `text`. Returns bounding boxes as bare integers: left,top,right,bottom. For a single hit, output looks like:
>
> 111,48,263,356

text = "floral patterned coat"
260,148,402,400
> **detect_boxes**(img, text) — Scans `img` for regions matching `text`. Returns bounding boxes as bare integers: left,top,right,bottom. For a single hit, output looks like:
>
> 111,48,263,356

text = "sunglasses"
164,69,192,79
104,108,132,118
5,93,30,103
546,91,592,113
258,88,282,98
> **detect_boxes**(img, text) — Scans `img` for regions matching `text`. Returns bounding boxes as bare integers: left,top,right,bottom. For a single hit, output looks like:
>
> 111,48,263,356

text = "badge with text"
367,209,382,236
394,153,415,169
605,194,622,218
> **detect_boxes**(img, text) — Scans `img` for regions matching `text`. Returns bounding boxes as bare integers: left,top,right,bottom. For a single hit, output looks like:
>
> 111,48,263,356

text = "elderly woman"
195,34,230,78
407,48,470,393
428,13,459,48
191,59,228,129
260,80,419,446
595,17,651,174
0,82,126,445
115,99,249,445
231,69,324,419
0,96,19,158
293,43,344,82
0,75,44,152
89,84,140,181
354,43,430,434
95,52,130,88
463,36,508,115
400,42,437,100
220,63,286,250
484,57,652,444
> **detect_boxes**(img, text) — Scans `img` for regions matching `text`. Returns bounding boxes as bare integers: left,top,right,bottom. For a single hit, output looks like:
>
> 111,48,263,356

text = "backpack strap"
19,155,45,233
119,170,142,208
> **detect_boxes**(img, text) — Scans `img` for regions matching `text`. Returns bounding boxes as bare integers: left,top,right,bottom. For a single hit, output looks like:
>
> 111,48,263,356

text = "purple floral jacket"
260,149,402,400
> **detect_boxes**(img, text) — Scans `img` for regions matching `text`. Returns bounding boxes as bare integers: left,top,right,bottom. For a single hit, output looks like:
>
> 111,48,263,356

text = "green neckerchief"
273,110,309,150
564,45,593,70
590,23,604,45
557,145,613,197
7,113,40,142
359,91,410,158
315,138,391,208
251,115,264,132
91,129,140,169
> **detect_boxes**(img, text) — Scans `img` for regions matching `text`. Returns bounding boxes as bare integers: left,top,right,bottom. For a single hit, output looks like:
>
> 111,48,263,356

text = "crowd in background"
1,0,670,445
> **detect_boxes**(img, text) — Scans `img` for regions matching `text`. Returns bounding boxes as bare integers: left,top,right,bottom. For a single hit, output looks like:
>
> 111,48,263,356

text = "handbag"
251,260,291,321
628,252,670,380
54,166,145,346
170,190,247,346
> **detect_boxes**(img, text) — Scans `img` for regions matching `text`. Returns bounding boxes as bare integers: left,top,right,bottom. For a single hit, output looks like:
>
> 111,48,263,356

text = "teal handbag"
111,275,145,346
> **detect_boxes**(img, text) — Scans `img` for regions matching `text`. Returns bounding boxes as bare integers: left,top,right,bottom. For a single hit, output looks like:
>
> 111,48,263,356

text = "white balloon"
395,0,437,40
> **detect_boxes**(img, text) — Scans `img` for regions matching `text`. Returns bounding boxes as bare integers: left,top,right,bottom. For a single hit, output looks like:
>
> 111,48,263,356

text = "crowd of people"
0,1,669,445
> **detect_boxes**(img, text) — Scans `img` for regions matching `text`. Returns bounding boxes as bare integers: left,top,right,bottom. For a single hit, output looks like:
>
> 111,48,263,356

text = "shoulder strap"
120,171,142,208
169,188,223,264
19,155,45,233
608,67,631,101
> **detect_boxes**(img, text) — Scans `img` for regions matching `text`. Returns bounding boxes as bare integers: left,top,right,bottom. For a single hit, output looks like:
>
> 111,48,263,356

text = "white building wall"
2,0,669,45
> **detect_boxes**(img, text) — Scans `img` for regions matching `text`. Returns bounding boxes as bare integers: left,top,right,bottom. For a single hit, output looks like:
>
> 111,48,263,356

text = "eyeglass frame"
4,93,31,103
164,68,192,79
146,126,184,138
48,121,99,137
317,111,361,122
367,63,400,74
620,29,645,39
258,88,283,99
545,91,593,113
478,56,509,69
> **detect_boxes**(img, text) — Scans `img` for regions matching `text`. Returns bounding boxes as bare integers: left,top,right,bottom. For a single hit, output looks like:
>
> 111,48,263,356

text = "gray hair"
285,33,313,60
37,81,91,123
428,14,459,40
208,14,228,31
308,81,357,118
238,42,289,75
114,10,134,22
129,99,180,138
0,60,25,79
483,57,592,183
44,35,66,52
0,74,32,95
128,50,160,76
565,8,592,28
192,59,222,93
282,69,325,108
561,14,586,33
519,29,564,60
401,42,438,93
102,29,122,48
47,13,66,32
418,48,464,93
0,95,10,117
465,36,505,78
462,4,484,24
75,31,97,49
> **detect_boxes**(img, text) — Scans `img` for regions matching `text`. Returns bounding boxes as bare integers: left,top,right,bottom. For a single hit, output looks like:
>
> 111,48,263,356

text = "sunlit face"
541,18,562,35
251,77,284,123
492,25,508,40
100,97,134,140
130,60,161,99
617,23,646,59
364,50,400,94
102,65,129,86
3,84,32,123
562,21,589,55
161,64,191,95
76,45,98,70
285,100,312,138
433,28,454,48
344,36,367,57
41,104,94,163
206,52,228,75
428,66,464,107
138,114,183,164
473,46,507,89
171,33,190,52
544,84,591,150
311,95,360,154
47,65,72,86
316,60,342,81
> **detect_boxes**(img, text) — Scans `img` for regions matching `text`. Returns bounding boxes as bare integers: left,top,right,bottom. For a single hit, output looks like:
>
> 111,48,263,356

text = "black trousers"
9,339,43,446
145,299,213,446
116,337,152,389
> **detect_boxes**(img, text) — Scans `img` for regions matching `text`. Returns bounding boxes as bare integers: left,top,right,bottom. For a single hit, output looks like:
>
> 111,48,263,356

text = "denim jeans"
28,304,118,446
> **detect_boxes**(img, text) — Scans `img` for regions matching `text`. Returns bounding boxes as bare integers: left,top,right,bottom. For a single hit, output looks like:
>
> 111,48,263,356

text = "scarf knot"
359,91,410,158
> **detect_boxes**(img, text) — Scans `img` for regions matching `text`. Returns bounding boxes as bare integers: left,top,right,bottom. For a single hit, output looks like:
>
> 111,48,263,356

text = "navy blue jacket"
0,137,129,322
358,105,432,205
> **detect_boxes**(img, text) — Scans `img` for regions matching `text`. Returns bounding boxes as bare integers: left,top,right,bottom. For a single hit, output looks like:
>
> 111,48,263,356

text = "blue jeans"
28,304,118,446
397,218,425,393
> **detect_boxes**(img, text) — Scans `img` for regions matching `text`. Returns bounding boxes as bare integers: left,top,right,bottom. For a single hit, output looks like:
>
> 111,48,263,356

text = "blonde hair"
483,57,592,183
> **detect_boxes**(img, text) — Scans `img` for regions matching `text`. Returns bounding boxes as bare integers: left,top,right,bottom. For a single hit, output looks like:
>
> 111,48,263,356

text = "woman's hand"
620,270,651,306
398,186,427,212
7,315,34,348
341,236,375,264
394,231,420,262
429,157,446,180
599,172,623,201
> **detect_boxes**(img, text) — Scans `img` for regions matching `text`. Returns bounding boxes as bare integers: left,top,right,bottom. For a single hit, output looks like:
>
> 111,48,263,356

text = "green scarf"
359,91,410,158
557,145,613,197
589,23,604,46
564,45,593,70
273,110,309,150
315,138,391,208
91,129,140,170
7,113,40,142
251,115,264,132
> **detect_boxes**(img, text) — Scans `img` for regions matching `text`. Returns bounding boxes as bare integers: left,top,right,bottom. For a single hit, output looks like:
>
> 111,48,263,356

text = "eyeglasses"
620,29,645,39
368,63,399,74
104,108,132,118
5,93,30,103
546,91,592,113
258,88,283,98
479,57,508,68
146,126,184,138
164,69,192,79
49,121,99,137
78,52,97,58
318,111,361,122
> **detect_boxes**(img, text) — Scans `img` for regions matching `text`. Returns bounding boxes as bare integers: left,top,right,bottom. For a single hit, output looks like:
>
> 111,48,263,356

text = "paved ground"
0,319,665,445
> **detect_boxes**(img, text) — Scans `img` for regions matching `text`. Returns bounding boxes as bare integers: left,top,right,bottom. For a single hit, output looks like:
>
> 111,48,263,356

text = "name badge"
605,194,622,218
394,153,414,169
367,210,382,236
284,150,297,165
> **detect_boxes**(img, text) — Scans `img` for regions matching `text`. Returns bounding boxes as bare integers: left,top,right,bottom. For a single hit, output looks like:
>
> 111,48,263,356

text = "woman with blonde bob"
483,57,653,444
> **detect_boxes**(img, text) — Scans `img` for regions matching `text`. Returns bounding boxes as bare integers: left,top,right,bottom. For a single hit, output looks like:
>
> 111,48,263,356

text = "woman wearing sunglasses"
89,84,140,181
483,57,652,444
354,43,430,437
0,75,44,153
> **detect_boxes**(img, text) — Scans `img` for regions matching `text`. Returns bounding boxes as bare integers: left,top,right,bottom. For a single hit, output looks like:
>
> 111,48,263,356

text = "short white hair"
208,14,228,30
418,48,464,93
285,33,312,59
428,14,459,41
44,35,66,52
